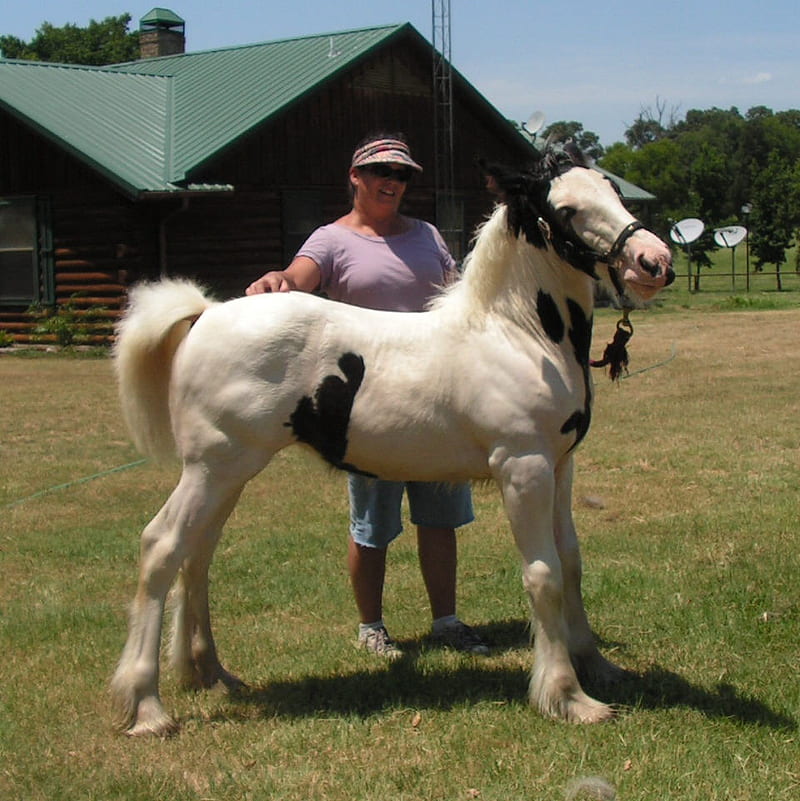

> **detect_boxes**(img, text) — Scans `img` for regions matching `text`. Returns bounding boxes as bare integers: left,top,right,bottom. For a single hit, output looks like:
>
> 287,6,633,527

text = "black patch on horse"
287,352,375,475
560,299,593,448
566,298,592,366
537,290,564,344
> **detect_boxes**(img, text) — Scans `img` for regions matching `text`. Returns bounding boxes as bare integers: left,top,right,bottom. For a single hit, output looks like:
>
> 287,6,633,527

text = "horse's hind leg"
110,464,245,737
169,489,246,692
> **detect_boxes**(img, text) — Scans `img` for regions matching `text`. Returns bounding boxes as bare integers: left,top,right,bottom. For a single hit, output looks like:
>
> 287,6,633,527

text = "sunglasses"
360,163,415,182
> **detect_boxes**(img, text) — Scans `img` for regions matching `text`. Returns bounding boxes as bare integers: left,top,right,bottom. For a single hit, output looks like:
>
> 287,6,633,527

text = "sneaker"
431,621,489,655
357,625,403,660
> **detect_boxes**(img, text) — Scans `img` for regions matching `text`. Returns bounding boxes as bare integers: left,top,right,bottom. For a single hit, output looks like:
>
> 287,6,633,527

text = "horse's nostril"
640,258,660,278
665,268,676,286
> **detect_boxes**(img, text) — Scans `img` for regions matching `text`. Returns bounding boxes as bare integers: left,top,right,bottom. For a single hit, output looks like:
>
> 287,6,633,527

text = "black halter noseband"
594,219,645,298
596,220,645,266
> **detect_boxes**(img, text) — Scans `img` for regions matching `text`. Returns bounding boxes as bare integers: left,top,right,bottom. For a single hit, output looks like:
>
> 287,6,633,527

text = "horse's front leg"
493,450,613,723
554,457,626,686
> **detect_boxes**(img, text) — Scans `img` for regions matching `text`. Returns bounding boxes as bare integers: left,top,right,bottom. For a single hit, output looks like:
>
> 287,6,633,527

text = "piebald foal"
111,147,674,735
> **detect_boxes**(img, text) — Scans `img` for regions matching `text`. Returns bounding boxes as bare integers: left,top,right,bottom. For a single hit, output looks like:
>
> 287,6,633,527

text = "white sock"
432,614,459,633
359,620,385,636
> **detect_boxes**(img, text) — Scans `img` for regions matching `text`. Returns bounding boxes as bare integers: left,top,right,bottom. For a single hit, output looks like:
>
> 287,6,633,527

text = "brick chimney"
139,8,186,59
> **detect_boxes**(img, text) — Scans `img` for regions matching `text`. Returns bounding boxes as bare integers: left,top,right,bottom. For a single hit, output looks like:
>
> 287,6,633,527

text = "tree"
542,121,605,160
0,14,138,65
602,103,800,286
624,97,680,149
749,152,797,285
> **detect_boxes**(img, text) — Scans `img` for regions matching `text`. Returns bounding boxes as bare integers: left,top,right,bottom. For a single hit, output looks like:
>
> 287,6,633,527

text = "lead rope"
590,308,634,381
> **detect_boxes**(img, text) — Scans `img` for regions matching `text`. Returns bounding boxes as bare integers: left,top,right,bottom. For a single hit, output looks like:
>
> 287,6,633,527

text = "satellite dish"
670,218,704,245
713,225,747,248
523,111,546,135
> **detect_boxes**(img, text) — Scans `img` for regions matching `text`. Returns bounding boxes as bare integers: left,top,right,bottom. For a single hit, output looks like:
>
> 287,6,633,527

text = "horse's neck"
454,207,595,337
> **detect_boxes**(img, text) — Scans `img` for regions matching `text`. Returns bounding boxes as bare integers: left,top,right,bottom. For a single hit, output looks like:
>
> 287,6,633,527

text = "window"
0,195,53,306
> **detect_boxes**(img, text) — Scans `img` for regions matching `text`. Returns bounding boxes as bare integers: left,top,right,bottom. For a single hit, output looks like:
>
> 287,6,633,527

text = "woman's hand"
246,271,297,295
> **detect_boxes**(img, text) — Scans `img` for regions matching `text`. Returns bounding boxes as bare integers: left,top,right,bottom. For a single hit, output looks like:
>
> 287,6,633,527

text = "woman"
246,133,487,658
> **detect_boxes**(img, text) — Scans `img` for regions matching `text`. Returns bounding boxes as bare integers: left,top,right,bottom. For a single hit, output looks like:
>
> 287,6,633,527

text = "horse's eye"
557,207,576,227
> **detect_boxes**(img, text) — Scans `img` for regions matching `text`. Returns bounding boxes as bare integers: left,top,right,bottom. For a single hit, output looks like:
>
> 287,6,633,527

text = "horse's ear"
477,158,506,202
563,139,591,168
477,159,549,250
478,158,530,204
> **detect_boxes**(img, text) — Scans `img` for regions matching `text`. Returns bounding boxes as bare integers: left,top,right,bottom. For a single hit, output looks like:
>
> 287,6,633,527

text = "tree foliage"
0,14,138,65
600,104,800,272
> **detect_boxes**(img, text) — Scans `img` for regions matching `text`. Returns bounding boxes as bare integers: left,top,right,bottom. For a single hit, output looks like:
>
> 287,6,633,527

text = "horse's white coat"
110,164,673,735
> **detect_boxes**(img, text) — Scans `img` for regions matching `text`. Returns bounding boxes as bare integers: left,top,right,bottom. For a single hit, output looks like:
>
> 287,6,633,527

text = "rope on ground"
621,342,678,380
3,459,147,509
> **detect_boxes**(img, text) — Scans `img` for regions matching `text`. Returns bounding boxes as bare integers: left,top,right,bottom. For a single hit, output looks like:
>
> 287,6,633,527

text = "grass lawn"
1,300,798,800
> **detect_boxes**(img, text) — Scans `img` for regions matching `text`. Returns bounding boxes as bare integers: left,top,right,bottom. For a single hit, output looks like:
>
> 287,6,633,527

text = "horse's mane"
429,141,597,328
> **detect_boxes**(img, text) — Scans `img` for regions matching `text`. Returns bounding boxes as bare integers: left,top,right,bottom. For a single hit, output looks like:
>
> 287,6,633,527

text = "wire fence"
672,266,800,293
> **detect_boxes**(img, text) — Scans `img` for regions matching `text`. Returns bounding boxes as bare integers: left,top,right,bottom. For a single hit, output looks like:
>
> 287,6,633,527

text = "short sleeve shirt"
296,219,456,312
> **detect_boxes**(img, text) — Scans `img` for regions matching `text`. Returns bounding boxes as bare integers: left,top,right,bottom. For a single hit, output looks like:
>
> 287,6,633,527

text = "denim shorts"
348,474,474,548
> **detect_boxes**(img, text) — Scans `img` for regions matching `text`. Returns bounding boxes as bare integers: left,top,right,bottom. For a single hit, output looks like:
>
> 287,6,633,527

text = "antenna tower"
432,0,460,257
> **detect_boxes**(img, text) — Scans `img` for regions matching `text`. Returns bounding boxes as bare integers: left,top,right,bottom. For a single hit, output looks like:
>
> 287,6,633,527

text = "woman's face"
351,163,412,215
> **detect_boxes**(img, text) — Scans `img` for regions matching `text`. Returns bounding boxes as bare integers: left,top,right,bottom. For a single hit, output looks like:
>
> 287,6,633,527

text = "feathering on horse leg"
554,459,625,688
524,549,613,724
495,452,613,723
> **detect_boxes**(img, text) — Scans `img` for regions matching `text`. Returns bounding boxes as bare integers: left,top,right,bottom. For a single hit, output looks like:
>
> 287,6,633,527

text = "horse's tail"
113,278,215,461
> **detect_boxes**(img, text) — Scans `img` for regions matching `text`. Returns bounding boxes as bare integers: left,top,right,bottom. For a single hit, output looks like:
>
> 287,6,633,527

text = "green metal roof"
110,25,409,182
0,23,656,203
0,60,170,195
0,24,412,197
593,165,655,202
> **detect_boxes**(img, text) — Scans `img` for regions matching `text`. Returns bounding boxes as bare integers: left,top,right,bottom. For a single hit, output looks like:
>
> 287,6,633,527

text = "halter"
537,215,645,297
590,221,644,379
596,220,645,266
597,220,645,299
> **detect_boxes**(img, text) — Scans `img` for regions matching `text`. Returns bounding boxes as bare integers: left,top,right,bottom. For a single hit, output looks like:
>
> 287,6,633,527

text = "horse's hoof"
569,699,616,724
123,697,180,737
126,714,179,738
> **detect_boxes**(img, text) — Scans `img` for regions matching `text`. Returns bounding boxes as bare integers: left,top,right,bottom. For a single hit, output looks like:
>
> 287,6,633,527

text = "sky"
2,0,798,146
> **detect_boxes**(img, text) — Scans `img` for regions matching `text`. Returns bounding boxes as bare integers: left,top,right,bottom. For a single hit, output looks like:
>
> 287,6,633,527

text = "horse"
110,144,674,736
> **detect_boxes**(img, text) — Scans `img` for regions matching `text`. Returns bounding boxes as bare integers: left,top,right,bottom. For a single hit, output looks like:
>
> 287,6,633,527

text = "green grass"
1,308,799,800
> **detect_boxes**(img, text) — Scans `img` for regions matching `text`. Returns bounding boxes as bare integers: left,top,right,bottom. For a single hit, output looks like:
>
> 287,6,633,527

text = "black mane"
480,142,600,276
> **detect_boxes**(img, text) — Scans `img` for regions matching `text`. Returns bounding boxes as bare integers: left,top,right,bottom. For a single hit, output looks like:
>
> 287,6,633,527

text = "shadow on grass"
210,619,795,731
603,666,797,730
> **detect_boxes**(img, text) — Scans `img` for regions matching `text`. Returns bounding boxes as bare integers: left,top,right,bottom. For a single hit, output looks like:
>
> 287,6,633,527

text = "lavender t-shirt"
296,219,455,312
